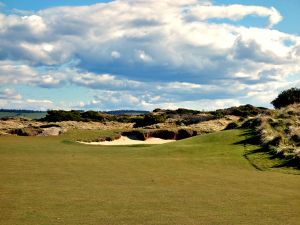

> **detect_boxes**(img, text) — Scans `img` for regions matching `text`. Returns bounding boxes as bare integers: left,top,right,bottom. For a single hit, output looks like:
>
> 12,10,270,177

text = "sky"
0,0,299,111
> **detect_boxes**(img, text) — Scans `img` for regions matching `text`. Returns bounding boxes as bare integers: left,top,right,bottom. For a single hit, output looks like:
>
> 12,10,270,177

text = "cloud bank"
0,0,299,110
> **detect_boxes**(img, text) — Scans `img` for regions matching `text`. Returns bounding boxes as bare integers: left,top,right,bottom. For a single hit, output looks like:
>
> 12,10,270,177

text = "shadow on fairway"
234,129,300,171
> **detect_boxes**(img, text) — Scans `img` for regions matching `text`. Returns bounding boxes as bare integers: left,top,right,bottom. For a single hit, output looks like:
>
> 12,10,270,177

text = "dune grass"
0,129,299,225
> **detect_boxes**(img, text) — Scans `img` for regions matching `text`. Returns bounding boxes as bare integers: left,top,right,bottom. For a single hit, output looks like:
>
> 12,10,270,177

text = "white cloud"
21,15,47,33
0,0,299,110
136,50,153,63
159,99,241,111
27,99,53,104
0,0,296,80
0,88,22,100
188,4,282,28
0,89,55,110
71,72,143,90
157,82,218,92
0,60,66,88
80,90,241,111
81,91,142,110
0,60,37,84
111,51,121,59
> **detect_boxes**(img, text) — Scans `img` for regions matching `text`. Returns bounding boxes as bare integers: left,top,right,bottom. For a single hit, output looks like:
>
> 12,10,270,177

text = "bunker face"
79,135,175,145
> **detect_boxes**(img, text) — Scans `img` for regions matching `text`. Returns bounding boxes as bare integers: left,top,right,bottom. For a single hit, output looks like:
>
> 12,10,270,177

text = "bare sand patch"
78,136,175,146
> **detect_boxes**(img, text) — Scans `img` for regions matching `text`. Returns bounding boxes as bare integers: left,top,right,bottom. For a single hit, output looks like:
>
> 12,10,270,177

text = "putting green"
0,129,299,225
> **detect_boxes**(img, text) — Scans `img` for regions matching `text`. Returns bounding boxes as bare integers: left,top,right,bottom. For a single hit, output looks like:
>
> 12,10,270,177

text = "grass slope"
0,130,299,225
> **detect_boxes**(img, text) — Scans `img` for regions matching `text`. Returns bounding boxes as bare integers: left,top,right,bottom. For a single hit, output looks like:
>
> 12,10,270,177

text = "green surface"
0,129,299,225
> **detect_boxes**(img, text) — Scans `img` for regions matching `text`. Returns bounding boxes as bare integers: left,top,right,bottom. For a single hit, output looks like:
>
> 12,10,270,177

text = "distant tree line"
41,110,110,122
0,109,45,113
153,108,200,115
105,110,149,115
41,110,167,127
40,110,145,123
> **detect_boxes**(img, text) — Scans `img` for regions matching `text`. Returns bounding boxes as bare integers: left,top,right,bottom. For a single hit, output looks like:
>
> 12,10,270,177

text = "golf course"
1,0,300,224
0,129,299,225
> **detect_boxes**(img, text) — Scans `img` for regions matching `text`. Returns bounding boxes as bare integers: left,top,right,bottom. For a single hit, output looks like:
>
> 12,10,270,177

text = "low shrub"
268,135,283,147
271,87,300,109
41,110,82,122
241,118,262,129
224,122,239,130
291,133,300,146
133,114,167,128
177,114,214,126
213,104,265,118
81,111,106,122
10,127,43,136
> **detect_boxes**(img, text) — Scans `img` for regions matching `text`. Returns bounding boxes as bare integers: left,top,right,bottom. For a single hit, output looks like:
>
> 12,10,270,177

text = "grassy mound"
242,104,300,168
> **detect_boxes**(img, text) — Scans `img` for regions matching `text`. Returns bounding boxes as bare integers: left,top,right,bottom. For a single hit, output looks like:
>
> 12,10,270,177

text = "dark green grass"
0,129,299,225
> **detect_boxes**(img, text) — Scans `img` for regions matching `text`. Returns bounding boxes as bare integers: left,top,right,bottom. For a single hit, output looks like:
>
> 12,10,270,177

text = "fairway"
0,130,299,225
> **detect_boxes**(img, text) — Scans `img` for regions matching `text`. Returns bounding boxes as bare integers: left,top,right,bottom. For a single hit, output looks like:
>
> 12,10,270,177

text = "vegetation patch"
271,87,300,109
133,114,167,128
241,104,300,168
212,104,268,118
224,121,239,130
9,127,43,136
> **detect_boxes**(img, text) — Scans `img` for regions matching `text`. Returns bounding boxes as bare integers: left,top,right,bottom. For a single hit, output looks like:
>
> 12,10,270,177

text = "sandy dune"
78,136,175,146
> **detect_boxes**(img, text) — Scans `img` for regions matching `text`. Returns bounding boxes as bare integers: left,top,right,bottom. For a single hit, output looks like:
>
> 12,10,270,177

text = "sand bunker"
78,136,175,146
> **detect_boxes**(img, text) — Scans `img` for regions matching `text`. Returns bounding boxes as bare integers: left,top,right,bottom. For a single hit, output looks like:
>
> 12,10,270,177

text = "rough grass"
242,104,300,166
0,129,299,225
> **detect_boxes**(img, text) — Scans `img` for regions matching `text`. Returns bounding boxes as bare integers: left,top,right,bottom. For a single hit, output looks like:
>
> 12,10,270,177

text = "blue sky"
1,0,111,10
0,0,299,110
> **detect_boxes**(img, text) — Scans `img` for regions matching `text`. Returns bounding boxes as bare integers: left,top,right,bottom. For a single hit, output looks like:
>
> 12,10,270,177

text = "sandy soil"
143,115,240,133
57,121,134,130
40,127,62,136
0,115,239,136
78,136,175,146
0,118,133,135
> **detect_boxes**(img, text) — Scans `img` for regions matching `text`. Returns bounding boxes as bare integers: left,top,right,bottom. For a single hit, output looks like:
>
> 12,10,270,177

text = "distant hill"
104,110,149,115
0,109,149,120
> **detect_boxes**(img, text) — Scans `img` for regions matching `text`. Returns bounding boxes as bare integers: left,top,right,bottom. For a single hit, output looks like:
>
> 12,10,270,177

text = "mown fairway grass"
0,129,299,225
